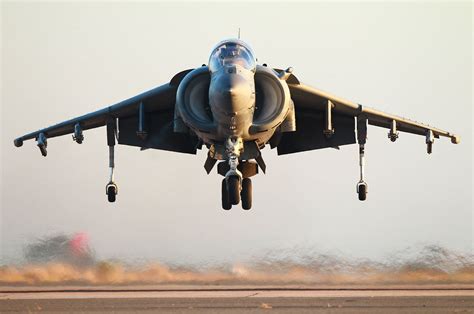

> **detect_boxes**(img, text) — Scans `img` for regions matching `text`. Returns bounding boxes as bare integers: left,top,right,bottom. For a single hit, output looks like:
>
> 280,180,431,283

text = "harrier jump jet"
14,39,460,209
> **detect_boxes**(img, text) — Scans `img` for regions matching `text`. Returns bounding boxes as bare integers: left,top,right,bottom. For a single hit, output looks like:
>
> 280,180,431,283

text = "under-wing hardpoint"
14,39,460,209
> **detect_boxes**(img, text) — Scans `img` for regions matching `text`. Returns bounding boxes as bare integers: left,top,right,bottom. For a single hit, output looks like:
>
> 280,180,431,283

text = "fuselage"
209,64,256,140
208,40,257,142
175,39,293,160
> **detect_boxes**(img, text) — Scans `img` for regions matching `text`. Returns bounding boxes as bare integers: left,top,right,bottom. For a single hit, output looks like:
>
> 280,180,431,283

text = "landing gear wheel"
357,183,367,201
106,183,117,203
241,178,252,210
227,176,241,205
221,179,231,210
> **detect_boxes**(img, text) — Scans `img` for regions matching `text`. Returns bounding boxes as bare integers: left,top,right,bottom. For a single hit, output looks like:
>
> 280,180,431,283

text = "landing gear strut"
218,137,258,210
356,116,368,201
106,120,118,202
221,137,243,209
356,144,368,201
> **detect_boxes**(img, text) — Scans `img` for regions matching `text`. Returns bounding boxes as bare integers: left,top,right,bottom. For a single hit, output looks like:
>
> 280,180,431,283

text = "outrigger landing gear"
356,144,368,201
106,183,118,202
106,120,118,203
356,116,368,201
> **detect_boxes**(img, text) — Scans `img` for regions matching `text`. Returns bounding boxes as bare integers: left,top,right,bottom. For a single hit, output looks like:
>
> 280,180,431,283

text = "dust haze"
0,234,472,286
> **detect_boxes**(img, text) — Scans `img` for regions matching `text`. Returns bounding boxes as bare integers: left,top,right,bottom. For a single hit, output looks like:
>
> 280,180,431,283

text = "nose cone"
209,72,253,115
224,75,251,99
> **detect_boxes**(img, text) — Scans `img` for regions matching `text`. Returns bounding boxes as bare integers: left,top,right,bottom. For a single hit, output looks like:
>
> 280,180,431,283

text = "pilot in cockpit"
209,40,256,73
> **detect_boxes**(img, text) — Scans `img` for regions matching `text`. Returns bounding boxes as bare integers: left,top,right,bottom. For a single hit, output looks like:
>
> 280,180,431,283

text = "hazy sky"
1,2,472,264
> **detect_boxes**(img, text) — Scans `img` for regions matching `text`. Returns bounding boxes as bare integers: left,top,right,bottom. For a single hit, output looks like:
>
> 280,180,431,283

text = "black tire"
241,178,252,210
358,184,367,201
107,185,116,203
227,176,241,205
221,179,231,210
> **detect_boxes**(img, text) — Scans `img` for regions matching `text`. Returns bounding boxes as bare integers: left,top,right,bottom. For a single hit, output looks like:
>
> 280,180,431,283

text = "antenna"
238,28,241,39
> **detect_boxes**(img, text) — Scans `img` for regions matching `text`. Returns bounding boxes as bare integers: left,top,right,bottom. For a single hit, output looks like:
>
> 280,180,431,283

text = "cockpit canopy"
209,40,256,73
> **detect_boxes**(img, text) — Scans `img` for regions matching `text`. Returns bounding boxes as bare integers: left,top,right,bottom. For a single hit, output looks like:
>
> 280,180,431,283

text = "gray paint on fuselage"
208,64,256,140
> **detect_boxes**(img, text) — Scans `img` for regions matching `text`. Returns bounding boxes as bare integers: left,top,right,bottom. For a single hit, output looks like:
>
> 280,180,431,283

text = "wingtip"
451,135,460,144
13,138,23,147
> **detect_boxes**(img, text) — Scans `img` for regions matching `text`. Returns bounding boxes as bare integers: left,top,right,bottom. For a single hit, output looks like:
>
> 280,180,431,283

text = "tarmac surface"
1,285,473,313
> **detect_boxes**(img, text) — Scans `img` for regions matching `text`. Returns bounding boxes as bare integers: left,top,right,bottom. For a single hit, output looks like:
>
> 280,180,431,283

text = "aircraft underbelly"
276,110,356,155
118,110,199,154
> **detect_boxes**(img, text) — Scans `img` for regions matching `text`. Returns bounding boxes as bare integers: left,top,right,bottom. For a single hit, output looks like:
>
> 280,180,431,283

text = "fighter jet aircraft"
14,39,460,209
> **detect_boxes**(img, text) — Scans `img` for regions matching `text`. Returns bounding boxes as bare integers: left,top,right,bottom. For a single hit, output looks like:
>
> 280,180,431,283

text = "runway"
1,285,473,313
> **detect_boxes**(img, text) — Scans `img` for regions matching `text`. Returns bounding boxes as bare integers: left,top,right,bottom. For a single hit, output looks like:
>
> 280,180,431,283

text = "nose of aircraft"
209,71,253,115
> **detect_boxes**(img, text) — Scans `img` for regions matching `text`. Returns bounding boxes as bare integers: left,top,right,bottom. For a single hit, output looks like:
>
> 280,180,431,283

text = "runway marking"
2,284,474,293
1,289,473,300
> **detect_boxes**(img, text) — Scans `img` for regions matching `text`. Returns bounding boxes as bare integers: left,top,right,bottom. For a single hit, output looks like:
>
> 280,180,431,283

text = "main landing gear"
222,176,253,210
219,137,257,210
241,178,252,210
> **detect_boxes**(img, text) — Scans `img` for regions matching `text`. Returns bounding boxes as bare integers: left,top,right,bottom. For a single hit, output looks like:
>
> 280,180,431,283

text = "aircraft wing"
276,82,460,155
14,84,175,144
14,69,198,154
